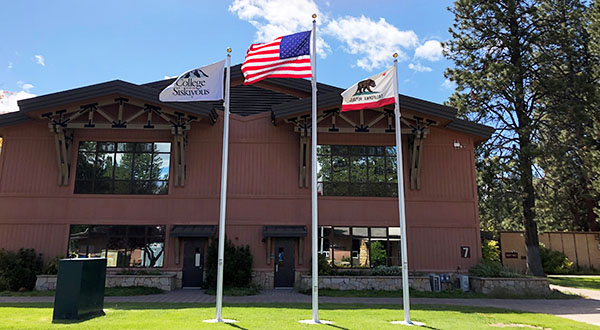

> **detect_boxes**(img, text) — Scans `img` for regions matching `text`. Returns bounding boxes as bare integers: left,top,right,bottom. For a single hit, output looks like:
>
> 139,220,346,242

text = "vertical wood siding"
0,108,483,272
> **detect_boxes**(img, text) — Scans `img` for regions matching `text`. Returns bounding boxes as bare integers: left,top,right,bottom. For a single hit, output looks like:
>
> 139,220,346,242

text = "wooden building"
0,65,493,288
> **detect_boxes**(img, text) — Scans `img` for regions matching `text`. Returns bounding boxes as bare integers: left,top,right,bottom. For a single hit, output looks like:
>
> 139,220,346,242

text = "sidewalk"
1,288,599,327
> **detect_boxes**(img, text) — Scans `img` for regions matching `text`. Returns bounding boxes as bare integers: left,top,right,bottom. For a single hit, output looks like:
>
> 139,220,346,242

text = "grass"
203,285,262,296
301,288,579,299
0,302,595,329
549,276,600,291
0,286,163,297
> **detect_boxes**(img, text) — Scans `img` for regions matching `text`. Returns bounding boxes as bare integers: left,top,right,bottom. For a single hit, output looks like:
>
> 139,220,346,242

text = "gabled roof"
0,63,494,142
0,111,32,128
16,79,217,119
271,90,494,141
271,91,458,121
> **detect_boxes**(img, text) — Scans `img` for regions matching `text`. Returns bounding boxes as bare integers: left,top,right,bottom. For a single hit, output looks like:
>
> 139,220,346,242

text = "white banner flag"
159,60,225,102
341,66,396,112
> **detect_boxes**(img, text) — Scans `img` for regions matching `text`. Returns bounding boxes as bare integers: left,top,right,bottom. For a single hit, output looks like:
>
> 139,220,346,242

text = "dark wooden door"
182,238,205,288
274,238,295,287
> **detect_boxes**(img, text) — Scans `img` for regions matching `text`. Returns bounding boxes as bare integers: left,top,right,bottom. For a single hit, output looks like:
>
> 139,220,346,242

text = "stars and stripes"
242,31,312,85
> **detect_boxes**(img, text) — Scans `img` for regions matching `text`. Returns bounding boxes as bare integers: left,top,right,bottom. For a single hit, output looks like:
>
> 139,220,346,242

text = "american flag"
242,31,312,85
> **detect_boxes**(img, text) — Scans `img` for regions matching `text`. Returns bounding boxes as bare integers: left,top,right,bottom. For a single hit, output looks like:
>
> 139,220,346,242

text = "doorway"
273,238,295,288
182,238,205,288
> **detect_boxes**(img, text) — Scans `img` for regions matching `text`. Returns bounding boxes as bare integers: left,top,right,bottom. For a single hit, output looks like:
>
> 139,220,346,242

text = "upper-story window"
74,141,170,195
317,145,398,197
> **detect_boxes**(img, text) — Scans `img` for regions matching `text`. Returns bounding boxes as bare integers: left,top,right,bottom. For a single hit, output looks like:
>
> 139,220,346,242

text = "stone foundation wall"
35,273,177,291
469,276,550,295
299,275,432,292
251,271,303,289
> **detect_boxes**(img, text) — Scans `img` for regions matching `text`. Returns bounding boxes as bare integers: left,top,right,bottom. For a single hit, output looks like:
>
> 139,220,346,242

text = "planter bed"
36,273,177,291
299,275,432,291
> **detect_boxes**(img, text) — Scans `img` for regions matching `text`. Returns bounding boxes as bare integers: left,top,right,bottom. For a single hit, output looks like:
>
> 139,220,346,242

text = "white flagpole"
300,13,331,326
390,54,422,327
205,48,236,324
310,13,320,323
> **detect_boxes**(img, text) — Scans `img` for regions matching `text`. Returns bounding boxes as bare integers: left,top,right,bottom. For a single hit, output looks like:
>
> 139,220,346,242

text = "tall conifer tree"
444,0,545,275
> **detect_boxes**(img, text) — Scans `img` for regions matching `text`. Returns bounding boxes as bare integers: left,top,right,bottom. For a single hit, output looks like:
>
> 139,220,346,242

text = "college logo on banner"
341,66,396,112
159,60,225,102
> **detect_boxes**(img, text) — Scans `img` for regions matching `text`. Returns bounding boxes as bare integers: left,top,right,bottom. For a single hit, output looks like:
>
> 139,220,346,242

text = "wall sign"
505,251,518,259
461,246,470,258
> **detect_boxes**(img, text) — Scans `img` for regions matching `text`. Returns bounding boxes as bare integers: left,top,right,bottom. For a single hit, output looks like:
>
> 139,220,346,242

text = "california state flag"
341,67,396,112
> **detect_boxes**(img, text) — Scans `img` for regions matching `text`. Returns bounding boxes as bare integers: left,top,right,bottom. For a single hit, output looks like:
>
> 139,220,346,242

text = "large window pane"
318,226,404,269
68,225,165,268
153,154,170,180
332,227,351,268
75,141,170,195
133,153,152,180
317,145,399,197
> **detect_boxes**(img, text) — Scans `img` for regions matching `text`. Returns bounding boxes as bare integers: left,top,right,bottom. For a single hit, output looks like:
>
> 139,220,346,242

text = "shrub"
42,256,63,275
481,240,500,264
468,262,525,278
539,246,573,274
370,241,387,267
0,248,43,291
205,237,253,289
371,266,403,276
318,253,334,275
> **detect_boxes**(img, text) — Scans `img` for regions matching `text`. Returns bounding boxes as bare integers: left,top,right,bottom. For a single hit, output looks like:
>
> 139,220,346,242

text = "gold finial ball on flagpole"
312,13,317,19
227,47,232,53
393,53,398,59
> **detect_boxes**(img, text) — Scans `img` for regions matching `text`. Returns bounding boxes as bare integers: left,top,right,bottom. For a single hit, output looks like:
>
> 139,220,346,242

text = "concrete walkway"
1,288,599,327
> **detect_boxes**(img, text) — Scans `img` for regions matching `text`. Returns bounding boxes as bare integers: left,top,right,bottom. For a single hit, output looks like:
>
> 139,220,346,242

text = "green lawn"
549,276,600,291
0,286,163,297
0,302,595,330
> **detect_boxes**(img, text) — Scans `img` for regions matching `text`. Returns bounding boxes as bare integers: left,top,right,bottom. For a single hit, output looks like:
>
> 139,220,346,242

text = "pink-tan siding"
0,106,482,273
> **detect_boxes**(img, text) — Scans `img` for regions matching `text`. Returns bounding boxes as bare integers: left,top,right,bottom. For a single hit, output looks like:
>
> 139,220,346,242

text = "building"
0,65,493,288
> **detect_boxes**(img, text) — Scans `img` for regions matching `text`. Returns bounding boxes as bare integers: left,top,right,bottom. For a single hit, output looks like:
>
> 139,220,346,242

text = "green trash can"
52,258,107,322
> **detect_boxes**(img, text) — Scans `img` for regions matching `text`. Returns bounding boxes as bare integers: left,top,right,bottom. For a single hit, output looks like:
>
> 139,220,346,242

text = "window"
74,142,170,194
68,225,165,268
317,145,398,197
318,226,401,268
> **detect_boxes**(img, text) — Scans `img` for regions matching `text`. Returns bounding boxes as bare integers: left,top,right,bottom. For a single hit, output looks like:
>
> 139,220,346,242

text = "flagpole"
310,13,320,324
390,54,422,327
205,48,236,324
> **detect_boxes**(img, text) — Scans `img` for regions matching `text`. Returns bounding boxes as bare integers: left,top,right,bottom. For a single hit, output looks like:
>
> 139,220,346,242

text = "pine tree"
536,0,599,231
444,0,546,275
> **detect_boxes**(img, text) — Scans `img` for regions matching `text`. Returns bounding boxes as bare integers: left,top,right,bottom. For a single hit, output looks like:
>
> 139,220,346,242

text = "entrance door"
274,238,295,287
182,238,205,288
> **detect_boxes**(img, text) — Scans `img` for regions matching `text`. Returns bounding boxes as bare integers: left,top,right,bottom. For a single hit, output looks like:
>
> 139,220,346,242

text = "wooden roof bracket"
406,116,434,190
171,111,193,188
43,110,72,186
297,117,310,188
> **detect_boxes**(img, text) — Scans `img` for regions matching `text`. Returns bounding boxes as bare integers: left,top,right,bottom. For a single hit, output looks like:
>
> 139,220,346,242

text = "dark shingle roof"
17,80,216,120
0,111,32,128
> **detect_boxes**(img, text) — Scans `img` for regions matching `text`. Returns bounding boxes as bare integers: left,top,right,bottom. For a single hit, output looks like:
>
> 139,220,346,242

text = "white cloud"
324,15,418,71
414,40,443,61
408,62,432,72
441,78,456,90
17,81,34,92
164,75,177,80
0,90,36,114
229,0,330,57
7,62,13,69
34,55,45,66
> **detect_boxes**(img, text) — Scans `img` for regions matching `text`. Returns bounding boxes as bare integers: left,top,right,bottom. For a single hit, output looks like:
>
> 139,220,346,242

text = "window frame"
67,224,166,268
318,225,402,269
317,145,398,197
74,141,171,195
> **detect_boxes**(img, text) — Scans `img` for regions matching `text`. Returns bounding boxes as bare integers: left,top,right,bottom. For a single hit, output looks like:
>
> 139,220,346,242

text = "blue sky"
0,0,456,114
